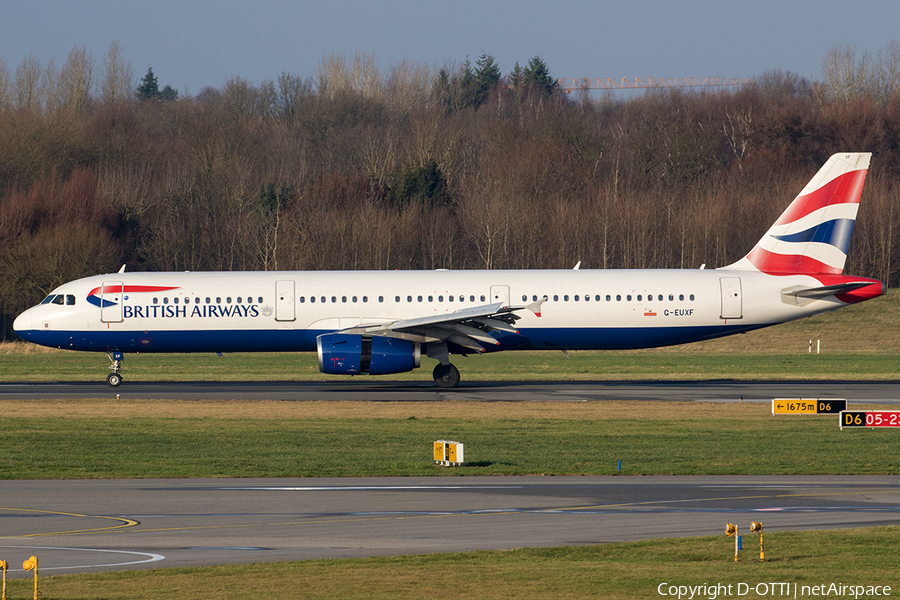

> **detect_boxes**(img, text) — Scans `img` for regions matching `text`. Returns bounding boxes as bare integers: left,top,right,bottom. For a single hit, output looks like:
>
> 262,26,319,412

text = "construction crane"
558,76,754,93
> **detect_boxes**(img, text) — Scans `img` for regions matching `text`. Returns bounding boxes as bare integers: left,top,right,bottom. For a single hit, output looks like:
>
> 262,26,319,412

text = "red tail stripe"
774,169,867,226
746,247,842,275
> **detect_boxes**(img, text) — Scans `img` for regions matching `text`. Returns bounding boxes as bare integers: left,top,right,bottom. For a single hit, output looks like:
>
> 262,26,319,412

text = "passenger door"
100,281,124,323
719,277,742,319
275,280,296,322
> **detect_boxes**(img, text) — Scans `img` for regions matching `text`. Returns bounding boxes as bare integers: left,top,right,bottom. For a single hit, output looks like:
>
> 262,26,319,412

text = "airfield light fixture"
22,555,38,600
1,559,8,600
750,521,764,560
725,523,739,562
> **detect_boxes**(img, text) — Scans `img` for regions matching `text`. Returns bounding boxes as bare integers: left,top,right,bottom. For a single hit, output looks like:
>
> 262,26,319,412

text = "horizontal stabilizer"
782,281,874,300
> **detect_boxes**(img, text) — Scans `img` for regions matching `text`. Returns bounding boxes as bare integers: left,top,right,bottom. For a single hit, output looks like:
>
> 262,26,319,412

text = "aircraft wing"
340,298,546,352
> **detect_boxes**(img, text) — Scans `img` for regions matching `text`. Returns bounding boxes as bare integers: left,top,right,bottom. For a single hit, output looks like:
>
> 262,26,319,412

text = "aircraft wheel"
107,373,123,387
433,363,460,389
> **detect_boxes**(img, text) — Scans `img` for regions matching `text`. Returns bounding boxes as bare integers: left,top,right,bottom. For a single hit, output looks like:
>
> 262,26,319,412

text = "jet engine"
317,333,421,375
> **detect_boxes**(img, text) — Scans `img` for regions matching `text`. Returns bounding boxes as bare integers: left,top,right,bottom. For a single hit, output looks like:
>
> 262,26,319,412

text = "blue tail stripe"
772,218,855,253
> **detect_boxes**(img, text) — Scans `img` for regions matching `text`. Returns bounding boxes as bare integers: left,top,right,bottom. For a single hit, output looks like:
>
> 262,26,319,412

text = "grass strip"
3,527,898,599
1,400,898,479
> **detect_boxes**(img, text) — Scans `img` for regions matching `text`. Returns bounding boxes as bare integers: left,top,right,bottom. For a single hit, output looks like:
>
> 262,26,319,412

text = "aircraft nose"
13,310,32,335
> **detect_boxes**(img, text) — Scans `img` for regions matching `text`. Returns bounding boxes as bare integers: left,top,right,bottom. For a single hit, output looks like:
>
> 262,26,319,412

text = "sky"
1,0,899,95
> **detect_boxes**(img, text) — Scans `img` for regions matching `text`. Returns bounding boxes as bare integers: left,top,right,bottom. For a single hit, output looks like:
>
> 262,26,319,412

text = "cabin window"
320,296,326,303
606,295,611,301
174,297,180,304
637,295,642,301
459,295,464,302
470,295,476,302
395,296,400,302
330,296,336,303
437,295,443,302
595,295,601,301
419,295,424,302
616,295,622,301
205,297,211,304
310,296,315,303
361,296,367,303
352,296,357,303
299,297,305,303
481,295,486,302
341,296,347,303
553,295,559,301
216,297,221,304
679,294,684,301
449,295,454,302
258,297,263,304
153,297,158,304
690,294,695,301
407,296,412,302
237,297,242,303
627,295,632,301
669,294,674,301
428,295,433,302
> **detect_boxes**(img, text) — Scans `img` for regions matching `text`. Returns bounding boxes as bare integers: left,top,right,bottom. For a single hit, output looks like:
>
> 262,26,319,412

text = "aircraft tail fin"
722,152,871,275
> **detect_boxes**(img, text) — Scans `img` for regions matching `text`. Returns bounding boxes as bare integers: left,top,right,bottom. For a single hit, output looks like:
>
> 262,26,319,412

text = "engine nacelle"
316,333,421,375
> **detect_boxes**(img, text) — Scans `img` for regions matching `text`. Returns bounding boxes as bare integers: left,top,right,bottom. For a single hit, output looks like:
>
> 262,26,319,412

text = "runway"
2,476,900,577
3,379,900,403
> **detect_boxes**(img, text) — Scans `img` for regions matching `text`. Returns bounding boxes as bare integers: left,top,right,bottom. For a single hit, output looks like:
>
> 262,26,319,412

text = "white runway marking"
0,546,165,571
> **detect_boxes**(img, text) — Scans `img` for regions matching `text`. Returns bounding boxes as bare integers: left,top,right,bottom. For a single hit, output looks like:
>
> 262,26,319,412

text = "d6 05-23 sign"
840,411,900,429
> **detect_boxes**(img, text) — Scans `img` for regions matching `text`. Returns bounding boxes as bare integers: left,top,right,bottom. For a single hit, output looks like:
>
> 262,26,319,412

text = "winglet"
525,296,548,318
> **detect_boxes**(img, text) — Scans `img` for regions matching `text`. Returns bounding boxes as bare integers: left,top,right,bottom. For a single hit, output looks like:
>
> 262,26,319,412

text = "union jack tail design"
724,153,871,275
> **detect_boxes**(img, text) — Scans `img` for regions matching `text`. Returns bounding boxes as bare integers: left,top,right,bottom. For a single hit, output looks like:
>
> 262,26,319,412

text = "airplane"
13,152,885,388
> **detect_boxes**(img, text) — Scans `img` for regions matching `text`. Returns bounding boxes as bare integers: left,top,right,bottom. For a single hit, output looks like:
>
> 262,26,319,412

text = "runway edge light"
751,521,765,560
725,524,739,562
22,555,38,600
1,559,8,600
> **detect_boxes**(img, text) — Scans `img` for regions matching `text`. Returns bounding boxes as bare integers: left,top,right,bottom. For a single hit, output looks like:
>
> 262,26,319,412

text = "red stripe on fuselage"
88,285,180,296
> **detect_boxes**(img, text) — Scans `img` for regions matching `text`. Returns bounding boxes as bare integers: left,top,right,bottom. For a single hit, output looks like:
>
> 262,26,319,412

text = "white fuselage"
13,268,849,354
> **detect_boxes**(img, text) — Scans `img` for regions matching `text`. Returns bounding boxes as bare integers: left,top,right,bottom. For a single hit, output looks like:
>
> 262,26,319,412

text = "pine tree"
136,67,159,101
523,56,557,96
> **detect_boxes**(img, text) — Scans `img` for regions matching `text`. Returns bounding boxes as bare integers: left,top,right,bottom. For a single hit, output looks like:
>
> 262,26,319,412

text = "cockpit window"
39,294,76,305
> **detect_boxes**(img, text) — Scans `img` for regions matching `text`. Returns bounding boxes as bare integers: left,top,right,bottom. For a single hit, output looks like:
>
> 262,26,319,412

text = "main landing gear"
106,351,124,387
433,363,460,389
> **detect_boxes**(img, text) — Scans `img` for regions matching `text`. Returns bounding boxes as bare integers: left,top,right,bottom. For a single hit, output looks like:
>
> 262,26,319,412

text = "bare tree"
58,45,94,111
15,54,42,111
0,58,10,109
100,40,135,103
822,45,875,103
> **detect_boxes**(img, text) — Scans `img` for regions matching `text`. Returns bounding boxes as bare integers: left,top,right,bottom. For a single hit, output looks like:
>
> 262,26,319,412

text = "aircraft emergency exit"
14,153,885,388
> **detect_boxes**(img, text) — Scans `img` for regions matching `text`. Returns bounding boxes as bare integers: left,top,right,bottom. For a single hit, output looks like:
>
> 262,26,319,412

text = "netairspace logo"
657,582,892,599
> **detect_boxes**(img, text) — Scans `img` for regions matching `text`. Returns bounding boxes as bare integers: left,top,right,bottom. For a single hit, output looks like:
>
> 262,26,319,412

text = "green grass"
5,527,899,599
1,400,898,479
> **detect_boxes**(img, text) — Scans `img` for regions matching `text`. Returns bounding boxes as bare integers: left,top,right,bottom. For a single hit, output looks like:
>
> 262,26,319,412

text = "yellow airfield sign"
772,398,846,415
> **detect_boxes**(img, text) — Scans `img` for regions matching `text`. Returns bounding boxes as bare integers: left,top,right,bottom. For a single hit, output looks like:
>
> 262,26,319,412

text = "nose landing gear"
106,351,124,387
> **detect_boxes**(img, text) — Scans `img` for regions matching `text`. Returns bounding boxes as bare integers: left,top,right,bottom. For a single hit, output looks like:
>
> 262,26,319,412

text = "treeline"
2,44,900,339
